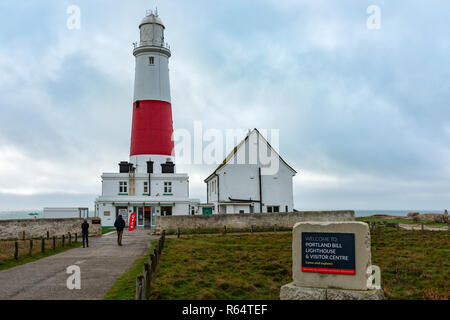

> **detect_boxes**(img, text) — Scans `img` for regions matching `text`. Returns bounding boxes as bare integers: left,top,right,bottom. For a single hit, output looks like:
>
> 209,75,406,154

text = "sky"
0,0,449,211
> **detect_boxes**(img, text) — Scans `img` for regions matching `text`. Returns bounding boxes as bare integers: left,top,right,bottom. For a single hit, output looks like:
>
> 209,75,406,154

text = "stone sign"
280,221,384,300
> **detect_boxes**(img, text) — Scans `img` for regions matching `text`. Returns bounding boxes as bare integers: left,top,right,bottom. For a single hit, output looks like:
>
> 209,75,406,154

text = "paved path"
0,230,156,300
399,223,448,231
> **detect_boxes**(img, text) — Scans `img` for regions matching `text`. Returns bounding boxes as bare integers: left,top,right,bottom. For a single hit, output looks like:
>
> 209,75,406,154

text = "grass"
104,241,155,300
356,216,447,227
0,241,82,271
150,233,291,300
148,228,449,300
102,227,116,235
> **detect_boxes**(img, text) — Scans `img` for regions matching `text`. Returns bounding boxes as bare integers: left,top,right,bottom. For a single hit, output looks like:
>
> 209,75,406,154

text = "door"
137,207,144,227
202,207,213,215
144,207,151,228
151,207,157,228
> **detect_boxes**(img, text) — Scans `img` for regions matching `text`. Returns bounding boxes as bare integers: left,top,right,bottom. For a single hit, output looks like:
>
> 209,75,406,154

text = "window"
239,210,244,214
119,181,128,193
149,56,154,64
144,181,148,193
267,206,279,213
164,182,172,193
191,207,195,215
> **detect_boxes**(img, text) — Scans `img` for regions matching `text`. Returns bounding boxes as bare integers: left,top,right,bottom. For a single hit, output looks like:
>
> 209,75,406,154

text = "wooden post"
136,275,144,300
75,233,78,242
143,262,151,299
14,241,18,260
62,235,65,247
223,225,227,235
47,231,49,240
41,238,45,253
68,233,72,246
177,228,180,238
150,253,157,275
153,248,159,265
22,231,26,240
52,236,56,250
29,239,33,256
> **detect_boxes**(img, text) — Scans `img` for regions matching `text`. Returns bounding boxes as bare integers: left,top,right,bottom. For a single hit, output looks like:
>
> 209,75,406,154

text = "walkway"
0,230,155,300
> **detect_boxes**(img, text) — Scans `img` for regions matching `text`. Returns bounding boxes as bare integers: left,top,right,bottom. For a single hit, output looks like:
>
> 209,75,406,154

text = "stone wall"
0,218,102,240
156,211,354,233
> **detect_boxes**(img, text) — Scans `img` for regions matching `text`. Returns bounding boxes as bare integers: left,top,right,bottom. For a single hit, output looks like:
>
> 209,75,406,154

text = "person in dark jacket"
81,218,89,248
114,215,126,246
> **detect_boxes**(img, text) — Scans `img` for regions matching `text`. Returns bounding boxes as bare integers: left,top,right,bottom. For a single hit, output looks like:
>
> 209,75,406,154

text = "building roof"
204,128,297,182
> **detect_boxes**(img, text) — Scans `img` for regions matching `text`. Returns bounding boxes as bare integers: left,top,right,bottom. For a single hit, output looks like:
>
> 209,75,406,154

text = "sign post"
280,221,383,300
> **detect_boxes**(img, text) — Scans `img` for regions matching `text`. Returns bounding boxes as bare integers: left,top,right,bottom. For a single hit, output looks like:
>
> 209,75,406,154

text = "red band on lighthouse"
130,100,174,156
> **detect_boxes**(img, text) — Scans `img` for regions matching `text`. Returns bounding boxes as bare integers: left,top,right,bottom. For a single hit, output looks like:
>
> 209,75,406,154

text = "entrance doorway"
144,207,151,228
134,206,158,229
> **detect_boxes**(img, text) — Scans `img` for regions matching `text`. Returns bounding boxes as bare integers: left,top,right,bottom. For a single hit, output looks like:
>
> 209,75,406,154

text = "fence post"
14,241,18,260
154,248,159,265
69,233,72,246
29,239,33,256
41,238,45,253
47,231,49,240
177,228,180,238
143,262,151,299
22,231,26,240
223,225,227,235
52,236,56,250
75,233,78,242
150,253,157,275
62,235,65,247
136,275,144,300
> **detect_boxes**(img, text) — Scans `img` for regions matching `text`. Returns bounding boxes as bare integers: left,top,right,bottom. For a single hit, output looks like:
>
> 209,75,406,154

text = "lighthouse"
129,10,175,173
95,11,200,228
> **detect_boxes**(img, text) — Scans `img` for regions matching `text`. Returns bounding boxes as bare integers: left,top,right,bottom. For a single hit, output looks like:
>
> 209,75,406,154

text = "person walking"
81,218,89,248
114,214,126,246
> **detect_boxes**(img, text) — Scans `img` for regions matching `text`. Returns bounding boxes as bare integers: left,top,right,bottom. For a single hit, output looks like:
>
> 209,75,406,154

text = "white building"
95,11,199,228
204,129,297,214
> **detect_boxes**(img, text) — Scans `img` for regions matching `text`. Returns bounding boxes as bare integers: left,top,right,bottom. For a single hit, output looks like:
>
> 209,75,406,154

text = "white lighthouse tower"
130,10,175,173
95,10,199,228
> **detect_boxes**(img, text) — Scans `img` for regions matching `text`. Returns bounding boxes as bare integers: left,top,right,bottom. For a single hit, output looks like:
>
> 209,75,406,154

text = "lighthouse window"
143,181,148,193
164,182,172,193
119,181,128,194
149,56,154,65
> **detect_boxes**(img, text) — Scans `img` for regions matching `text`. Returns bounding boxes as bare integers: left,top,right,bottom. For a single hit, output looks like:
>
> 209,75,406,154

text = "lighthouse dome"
139,12,164,28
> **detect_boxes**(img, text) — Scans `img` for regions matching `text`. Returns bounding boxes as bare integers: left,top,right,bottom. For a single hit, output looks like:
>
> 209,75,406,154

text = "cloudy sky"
0,0,449,211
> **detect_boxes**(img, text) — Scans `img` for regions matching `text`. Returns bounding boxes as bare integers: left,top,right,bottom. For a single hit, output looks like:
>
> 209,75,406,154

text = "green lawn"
0,242,82,271
149,229,449,300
